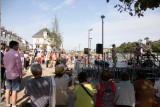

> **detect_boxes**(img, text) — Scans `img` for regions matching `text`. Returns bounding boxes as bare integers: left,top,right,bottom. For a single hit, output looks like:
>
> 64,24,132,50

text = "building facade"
32,28,55,50
1,26,30,50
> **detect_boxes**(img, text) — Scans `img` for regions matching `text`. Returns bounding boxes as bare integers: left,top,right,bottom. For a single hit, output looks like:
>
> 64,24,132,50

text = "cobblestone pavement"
1,62,76,107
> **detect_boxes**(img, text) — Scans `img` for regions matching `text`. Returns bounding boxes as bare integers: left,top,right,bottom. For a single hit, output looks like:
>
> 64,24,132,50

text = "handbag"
81,85,92,98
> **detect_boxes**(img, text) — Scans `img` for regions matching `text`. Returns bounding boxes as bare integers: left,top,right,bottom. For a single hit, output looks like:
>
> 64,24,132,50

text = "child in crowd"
54,64,70,107
74,71,94,107
95,70,115,107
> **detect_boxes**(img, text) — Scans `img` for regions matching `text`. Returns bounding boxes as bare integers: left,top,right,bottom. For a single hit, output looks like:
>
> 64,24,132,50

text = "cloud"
32,0,50,11
53,0,74,11
38,2,50,11
86,11,160,48
91,12,160,35
64,0,74,5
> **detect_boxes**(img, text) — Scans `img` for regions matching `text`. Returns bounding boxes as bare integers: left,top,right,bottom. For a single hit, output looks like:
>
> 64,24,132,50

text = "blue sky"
2,0,160,50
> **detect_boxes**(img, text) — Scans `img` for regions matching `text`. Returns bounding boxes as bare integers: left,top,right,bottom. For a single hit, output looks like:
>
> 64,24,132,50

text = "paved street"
1,62,75,107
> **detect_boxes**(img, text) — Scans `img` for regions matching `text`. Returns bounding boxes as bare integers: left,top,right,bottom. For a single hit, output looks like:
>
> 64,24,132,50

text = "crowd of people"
1,41,160,107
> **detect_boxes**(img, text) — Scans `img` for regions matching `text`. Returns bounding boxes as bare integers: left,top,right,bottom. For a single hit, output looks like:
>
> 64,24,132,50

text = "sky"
1,0,160,50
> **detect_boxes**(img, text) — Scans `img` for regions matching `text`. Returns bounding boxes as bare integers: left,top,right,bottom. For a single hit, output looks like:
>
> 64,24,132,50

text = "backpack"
100,82,114,107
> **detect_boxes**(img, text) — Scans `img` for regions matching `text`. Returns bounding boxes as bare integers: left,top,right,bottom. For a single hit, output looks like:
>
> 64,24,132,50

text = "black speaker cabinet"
96,44,103,54
84,48,88,54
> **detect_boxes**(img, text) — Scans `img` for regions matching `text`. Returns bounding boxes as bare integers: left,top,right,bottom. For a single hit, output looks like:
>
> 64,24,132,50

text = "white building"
1,27,12,46
32,28,55,50
1,26,30,50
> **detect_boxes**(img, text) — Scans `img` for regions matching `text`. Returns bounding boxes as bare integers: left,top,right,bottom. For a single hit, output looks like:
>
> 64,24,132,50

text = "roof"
32,28,48,38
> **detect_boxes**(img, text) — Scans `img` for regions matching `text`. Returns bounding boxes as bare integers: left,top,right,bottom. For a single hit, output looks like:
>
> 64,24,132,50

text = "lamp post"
78,44,80,53
89,38,92,51
88,29,92,66
101,15,105,68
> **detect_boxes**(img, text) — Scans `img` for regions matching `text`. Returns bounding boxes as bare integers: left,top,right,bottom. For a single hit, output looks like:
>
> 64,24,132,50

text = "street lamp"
101,15,105,68
78,44,81,53
88,29,92,49
88,28,93,66
89,38,92,51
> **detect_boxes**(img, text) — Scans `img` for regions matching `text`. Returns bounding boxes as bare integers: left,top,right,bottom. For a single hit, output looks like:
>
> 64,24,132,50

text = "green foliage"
144,37,149,43
47,15,63,50
117,42,136,52
117,38,160,53
151,40,160,52
47,29,56,45
106,0,160,17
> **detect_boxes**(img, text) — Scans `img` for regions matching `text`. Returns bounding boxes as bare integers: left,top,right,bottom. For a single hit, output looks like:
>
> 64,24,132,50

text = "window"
36,45,40,48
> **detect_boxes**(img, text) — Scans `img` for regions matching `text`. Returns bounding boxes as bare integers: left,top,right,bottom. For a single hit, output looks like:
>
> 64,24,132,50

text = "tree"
117,42,136,52
150,40,160,52
144,37,149,43
47,15,63,50
106,0,160,17
116,37,160,53
138,39,142,43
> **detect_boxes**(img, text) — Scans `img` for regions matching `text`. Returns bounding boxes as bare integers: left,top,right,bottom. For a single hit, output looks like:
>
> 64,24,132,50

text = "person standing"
41,52,44,64
37,51,41,64
3,41,22,107
24,51,29,70
1,43,6,91
54,64,70,107
112,44,117,67
135,42,142,65
46,52,50,68
70,53,73,64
